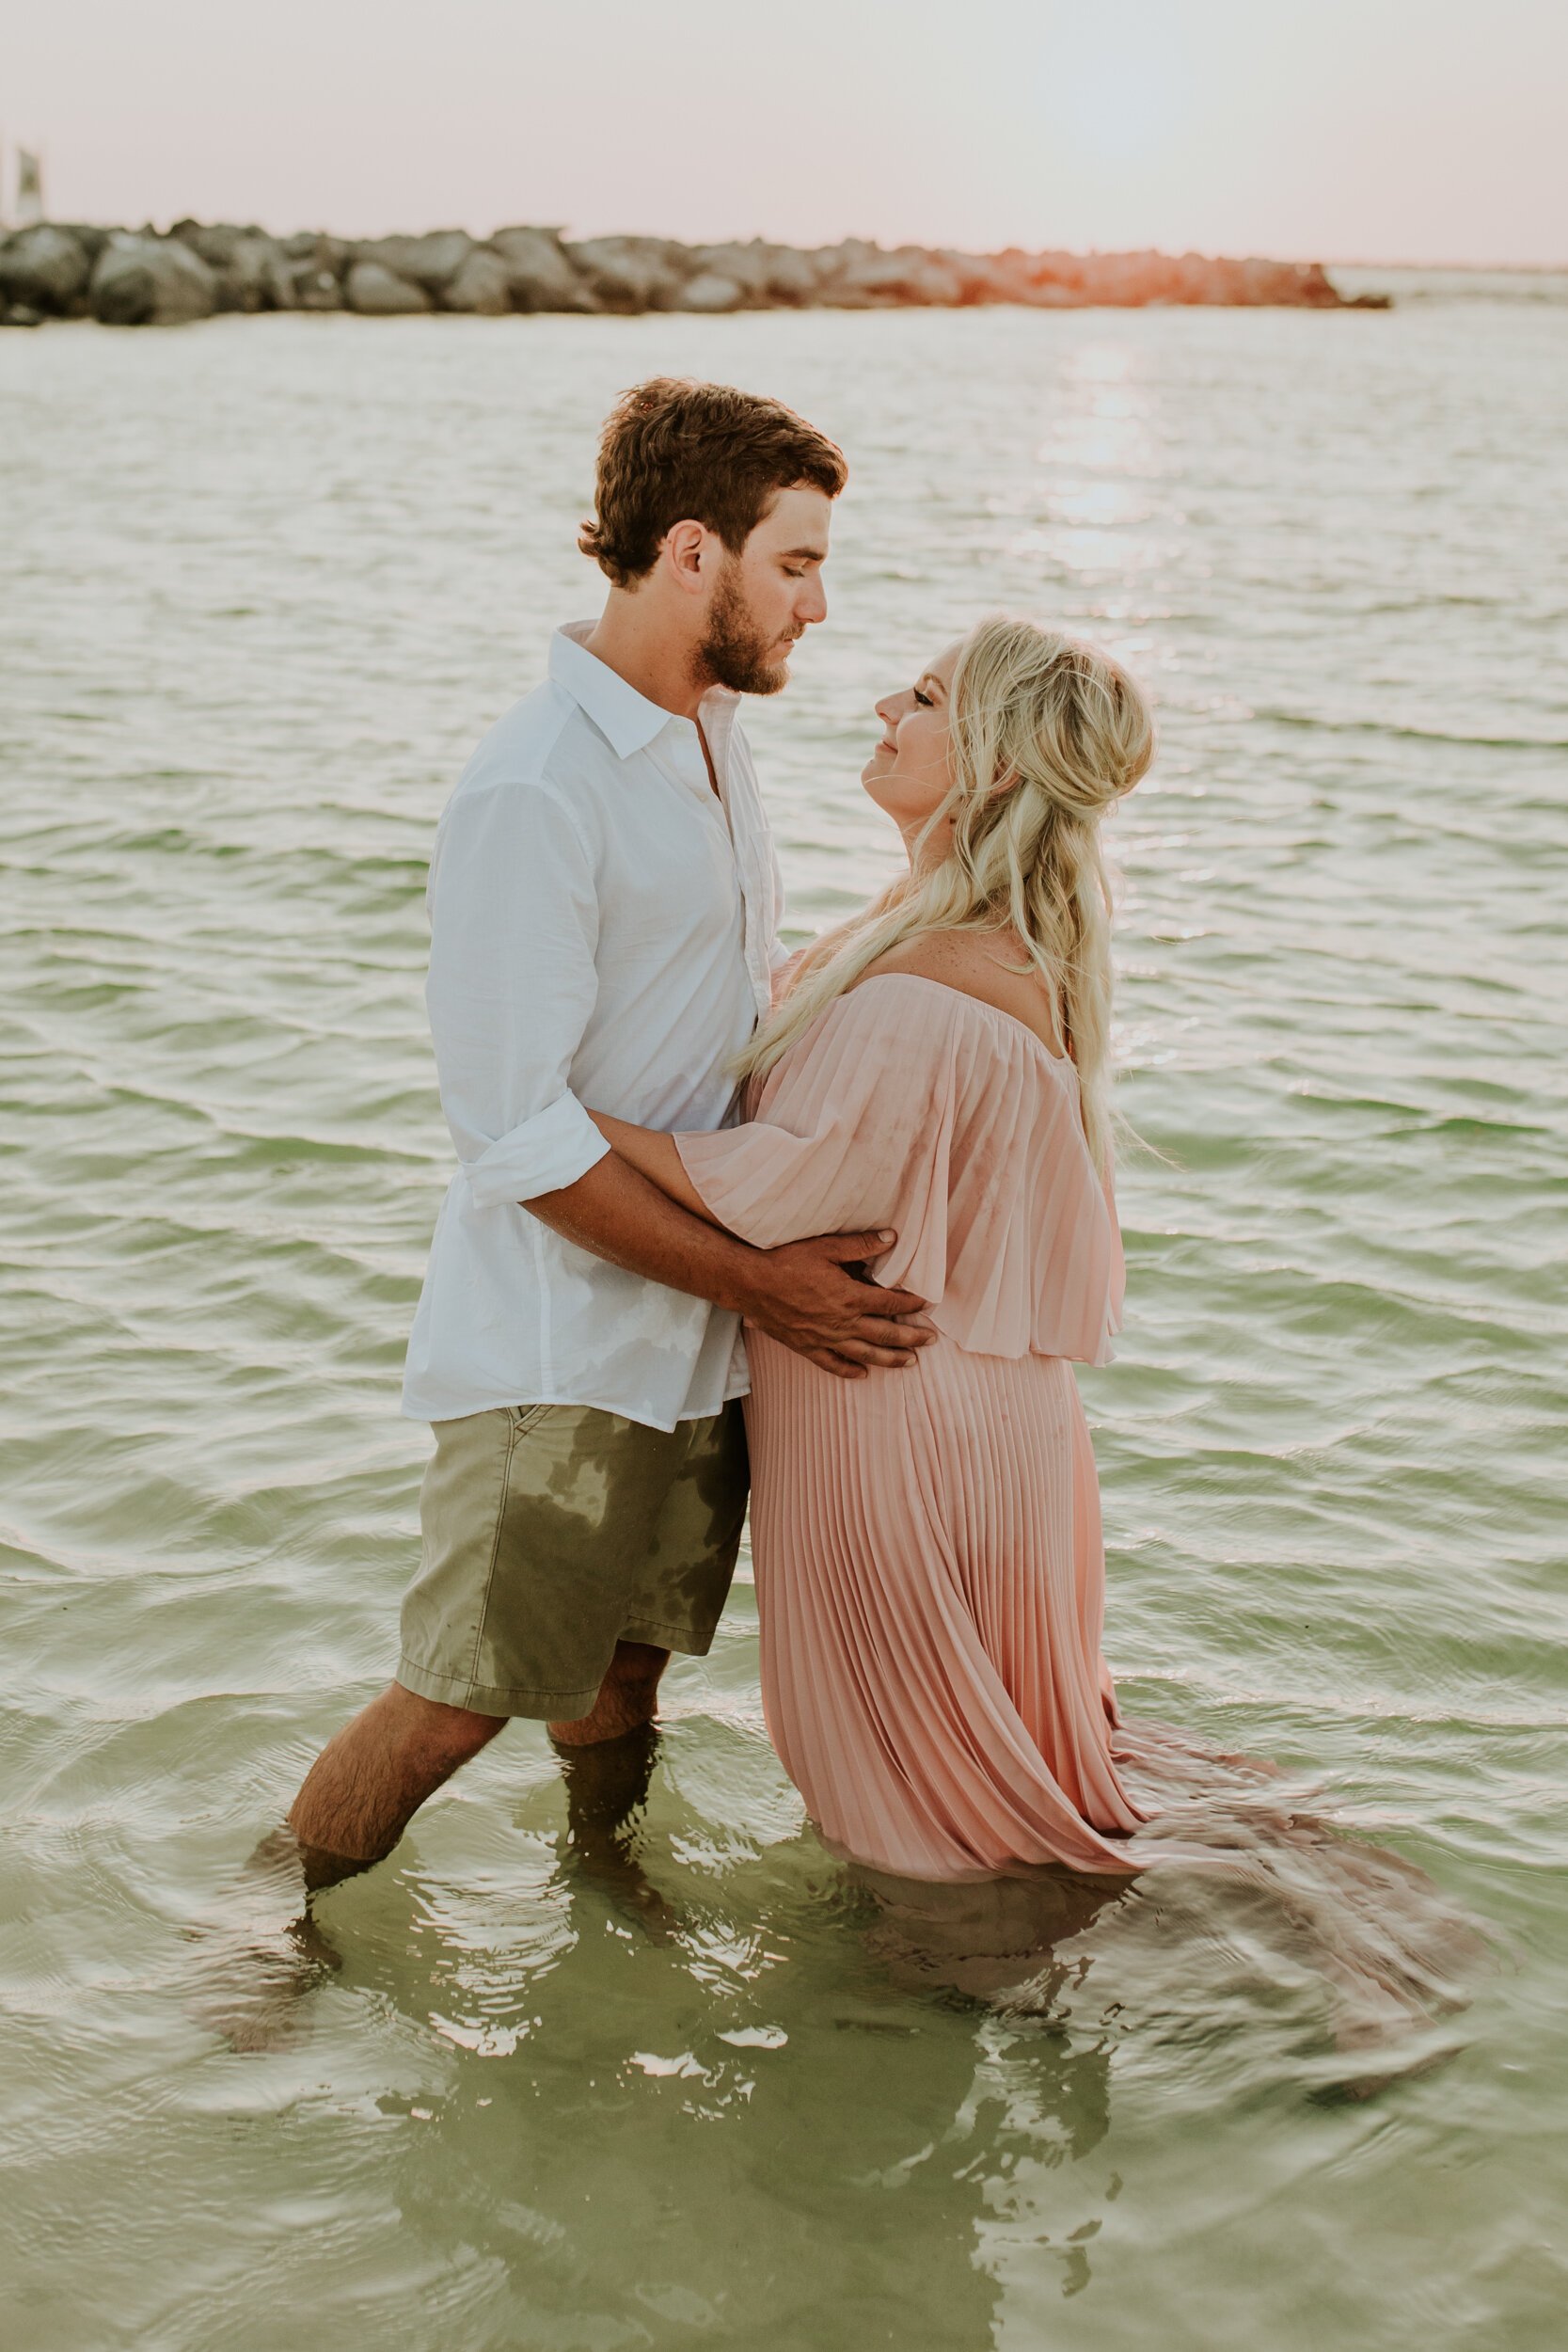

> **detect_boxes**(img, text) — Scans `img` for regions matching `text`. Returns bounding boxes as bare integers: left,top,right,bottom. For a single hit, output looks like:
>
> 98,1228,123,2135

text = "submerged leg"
548,1644,674,1933
198,1686,505,2051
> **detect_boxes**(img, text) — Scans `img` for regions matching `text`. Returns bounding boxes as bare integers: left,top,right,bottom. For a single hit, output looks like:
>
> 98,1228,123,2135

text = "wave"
1253,709,1568,753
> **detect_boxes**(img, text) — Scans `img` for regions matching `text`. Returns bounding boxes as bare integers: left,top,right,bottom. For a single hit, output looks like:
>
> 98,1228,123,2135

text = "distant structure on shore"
0,143,46,233
0,220,1391,328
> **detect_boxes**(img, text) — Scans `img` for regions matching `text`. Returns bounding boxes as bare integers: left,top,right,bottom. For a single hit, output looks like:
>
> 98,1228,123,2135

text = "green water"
2,295,1565,2348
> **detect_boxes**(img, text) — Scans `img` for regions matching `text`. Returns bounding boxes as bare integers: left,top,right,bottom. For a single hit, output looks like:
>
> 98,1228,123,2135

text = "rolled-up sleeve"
425,780,610,1209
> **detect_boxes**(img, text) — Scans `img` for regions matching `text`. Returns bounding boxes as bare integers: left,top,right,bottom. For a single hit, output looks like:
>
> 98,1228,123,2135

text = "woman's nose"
874,692,898,727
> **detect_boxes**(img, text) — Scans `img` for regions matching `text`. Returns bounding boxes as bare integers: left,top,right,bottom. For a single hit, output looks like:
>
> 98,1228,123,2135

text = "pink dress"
676,972,1148,1881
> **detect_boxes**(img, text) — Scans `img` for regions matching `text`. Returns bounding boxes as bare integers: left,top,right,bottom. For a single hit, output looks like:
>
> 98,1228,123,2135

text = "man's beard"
696,561,795,696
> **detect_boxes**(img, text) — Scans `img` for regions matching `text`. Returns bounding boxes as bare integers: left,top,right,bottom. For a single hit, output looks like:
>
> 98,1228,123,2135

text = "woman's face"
862,640,964,842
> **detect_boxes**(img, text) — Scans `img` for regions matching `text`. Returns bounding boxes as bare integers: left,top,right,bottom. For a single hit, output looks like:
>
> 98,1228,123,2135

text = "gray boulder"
442,246,512,314
937,248,1026,305
353,230,473,294
51,222,112,265
292,260,344,310
280,230,346,265
683,241,826,306
808,242,875,306
898,250,966,306
679,270,746,313
345,261,431,315
564,234,689,310
0,224,90,311
274,234,345,310
489,225,596,310
169,219,251,266
89,234,217,326
168,219,287,311
759,244,825,305
688,242,770,302
260,248,298,310
224,234,291,312
818,241,964,307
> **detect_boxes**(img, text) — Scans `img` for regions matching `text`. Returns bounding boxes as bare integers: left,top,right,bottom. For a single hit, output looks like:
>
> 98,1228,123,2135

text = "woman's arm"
588,1112,725,1226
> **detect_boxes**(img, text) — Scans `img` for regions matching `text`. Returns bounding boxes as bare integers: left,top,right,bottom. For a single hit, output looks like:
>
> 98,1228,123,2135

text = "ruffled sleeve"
674,975,1123,1364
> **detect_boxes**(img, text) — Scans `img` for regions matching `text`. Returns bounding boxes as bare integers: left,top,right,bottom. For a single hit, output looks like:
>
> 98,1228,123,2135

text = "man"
282,378,933,1892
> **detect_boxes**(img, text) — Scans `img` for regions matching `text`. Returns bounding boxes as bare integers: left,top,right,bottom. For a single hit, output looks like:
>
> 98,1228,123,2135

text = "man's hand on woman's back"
737,1231,935,1378
530,1157,933,1382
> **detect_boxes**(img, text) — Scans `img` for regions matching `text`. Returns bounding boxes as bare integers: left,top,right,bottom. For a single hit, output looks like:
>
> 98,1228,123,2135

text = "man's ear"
661,518,710,596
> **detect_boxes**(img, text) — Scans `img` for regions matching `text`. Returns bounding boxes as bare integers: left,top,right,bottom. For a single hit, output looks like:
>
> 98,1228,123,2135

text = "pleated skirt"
744,1330,1148,1880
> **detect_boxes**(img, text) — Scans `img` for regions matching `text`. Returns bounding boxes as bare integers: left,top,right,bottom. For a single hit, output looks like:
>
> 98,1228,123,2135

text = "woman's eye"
912,689,934,707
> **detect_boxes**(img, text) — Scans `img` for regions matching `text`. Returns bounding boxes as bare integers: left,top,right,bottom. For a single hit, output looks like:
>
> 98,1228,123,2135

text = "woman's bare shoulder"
859,931,1066,1055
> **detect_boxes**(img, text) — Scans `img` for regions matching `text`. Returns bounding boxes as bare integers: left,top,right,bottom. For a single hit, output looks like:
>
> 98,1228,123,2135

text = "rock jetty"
0,219,1389,327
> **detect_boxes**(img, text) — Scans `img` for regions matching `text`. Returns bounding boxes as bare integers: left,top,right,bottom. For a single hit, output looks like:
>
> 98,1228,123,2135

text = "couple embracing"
284,374,1156,1899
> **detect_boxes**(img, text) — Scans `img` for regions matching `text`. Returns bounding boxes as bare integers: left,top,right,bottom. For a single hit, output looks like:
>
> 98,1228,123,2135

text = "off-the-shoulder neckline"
846,972,1073,1066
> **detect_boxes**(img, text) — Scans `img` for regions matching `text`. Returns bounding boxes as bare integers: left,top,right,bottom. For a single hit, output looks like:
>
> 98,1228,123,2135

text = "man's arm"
529,1152,933,1379
586,1111,717,1223
425,777,929,1378
426,779,613,1210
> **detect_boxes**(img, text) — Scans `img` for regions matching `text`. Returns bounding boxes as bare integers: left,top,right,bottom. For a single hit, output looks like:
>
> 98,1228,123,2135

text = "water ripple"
2,300,1566,2351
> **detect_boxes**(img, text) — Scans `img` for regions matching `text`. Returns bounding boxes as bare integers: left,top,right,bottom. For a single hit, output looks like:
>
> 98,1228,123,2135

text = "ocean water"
2,285,1565,2350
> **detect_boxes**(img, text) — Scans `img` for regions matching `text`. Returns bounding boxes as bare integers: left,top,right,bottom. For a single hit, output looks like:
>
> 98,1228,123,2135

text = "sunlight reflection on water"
1,294,1566,2350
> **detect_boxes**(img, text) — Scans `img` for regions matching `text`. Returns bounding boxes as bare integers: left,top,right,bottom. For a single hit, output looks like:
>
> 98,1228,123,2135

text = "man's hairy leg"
200,1686,501,2050
547,1638,669,1747
284,1682,505,1893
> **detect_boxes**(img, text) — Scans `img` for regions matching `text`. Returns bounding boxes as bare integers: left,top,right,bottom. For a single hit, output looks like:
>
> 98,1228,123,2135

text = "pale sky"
7,0,1566,265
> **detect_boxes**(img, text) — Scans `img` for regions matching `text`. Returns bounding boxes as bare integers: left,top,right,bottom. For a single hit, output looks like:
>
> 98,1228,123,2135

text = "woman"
593,613,1152,1880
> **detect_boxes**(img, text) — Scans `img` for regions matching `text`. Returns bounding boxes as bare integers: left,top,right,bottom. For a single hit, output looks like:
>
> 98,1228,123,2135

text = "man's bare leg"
202,1684,500,2050
283,1682,505,1893
279,1642,667,1895
547,1639,670,1748
548,1642,674,1931
254,1641,667,1901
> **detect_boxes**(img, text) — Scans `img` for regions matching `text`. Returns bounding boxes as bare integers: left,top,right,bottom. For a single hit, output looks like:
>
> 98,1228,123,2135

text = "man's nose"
800,575,828,625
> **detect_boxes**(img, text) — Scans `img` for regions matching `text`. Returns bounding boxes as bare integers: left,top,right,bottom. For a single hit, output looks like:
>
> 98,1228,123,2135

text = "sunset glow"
7,0,1566,264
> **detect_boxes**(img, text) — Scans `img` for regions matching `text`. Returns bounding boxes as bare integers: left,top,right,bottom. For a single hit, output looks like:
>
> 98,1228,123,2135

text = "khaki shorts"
397,1399,749,1721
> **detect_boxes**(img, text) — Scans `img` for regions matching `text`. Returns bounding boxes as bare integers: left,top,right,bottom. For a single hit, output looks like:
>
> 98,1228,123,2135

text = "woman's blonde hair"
736,615,1155,1172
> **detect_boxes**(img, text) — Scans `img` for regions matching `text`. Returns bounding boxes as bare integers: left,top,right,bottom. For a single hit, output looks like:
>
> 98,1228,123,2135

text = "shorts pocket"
510,1403,557,1434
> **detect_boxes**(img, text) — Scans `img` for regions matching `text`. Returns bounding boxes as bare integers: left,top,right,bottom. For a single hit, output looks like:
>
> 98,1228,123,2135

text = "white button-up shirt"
402,623,787,1430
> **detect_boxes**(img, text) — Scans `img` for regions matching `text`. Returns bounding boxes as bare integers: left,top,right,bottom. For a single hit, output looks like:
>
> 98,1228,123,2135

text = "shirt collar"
550,621,738,762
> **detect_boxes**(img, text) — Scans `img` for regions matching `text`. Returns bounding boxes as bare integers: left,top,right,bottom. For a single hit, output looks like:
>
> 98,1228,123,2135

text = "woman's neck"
902,818,954,873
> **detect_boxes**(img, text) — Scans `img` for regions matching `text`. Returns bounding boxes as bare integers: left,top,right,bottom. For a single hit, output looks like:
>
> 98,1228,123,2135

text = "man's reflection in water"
550,1714,1132,1998
359,1750,1126,2348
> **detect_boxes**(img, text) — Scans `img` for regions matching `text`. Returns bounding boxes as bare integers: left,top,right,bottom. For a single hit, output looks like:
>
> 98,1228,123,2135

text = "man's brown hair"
578,377,847,587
